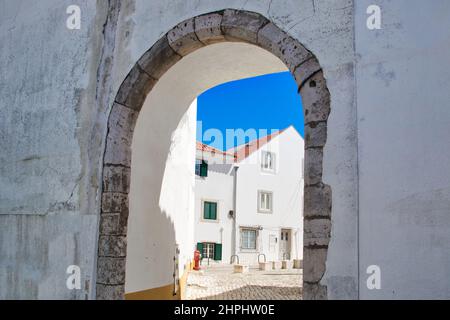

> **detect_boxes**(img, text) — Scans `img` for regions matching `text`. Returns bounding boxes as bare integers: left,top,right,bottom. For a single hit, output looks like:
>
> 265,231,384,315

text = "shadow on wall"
124,103,196,300
125,211,183,300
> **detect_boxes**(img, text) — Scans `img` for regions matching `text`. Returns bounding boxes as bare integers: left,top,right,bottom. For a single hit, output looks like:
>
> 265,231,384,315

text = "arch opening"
96,9,331,300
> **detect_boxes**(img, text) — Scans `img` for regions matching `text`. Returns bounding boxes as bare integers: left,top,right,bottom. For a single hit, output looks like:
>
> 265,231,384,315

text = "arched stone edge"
96,9,331,300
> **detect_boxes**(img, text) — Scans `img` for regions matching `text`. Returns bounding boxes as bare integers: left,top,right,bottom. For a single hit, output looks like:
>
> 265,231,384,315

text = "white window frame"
261,151,276,173
240,228,258,251
257,190,273,213
202,242,215,259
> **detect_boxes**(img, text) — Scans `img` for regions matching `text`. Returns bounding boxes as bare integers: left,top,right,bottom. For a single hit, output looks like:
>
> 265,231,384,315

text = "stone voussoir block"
258,22,312,71
303,282,327,300
99,213,119,235
96,283,125,300
115,64,156,111
97,257,126,285
138,36,182,80
221,9,268,44
104,103,138,166
294,57,322,89
103,165,131,193
98,235,127,257
194,12,225,44
305,121,327,148
167,18,204,56
279,34,313,70
300,71,331,124
257,23,313,71
304,184,332,219
104,135,132,167
102,192,128,214
304,148,323,186
303,247,327,283
99,213,127,235
304,218,331,247
101,192,129,232
107,103,138,142
257,22,284,53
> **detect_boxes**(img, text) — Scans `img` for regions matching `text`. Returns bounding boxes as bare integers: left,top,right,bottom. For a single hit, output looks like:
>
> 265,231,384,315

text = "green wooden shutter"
214,243,222,261
197,242,204,258
210,202,217,220
203,202,217,220
200,161,208,177
203,202,209,219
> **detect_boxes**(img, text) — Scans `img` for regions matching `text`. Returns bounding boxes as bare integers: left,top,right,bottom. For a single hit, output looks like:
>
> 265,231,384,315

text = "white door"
279,229,291,260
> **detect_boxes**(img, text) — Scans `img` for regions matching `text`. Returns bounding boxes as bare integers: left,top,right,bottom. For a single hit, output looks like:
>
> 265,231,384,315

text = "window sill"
200,219,220,223
238,249,258,253
261,169,276,175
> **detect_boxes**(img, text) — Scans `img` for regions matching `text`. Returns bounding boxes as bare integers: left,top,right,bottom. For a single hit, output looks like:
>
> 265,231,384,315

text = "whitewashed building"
194,126,304,265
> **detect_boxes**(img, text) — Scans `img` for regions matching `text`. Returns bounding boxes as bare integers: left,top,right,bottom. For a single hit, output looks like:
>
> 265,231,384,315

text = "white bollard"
259,262,271,271
293,259,303,269
233,264,249,273
272,261,282,270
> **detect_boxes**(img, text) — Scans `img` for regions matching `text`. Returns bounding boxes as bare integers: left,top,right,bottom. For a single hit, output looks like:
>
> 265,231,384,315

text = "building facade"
194,126,304,265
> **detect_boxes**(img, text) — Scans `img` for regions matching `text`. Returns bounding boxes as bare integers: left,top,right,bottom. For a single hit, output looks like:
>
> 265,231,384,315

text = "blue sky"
196,71,304,151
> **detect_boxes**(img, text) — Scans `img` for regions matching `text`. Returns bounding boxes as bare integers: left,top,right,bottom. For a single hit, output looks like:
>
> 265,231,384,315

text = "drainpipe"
294,230,299,259
232,166,239,257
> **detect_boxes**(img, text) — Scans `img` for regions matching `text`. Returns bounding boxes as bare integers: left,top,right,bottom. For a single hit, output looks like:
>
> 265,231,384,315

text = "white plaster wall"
355,0,450,299
12,0,448,300
126,100,196,293
0,0,108,299
235,127,304,265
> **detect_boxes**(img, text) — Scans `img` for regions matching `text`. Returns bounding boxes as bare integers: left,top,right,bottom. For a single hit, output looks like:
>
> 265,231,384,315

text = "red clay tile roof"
233,129,285,162
196,141,235,157
196,129,286,162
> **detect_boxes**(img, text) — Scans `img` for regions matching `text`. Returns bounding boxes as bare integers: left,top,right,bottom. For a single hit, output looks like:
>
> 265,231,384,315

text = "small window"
202,242,215,259
258,191,273,213
241,229,257,250
261,151,276,172
203,201,217,220
195,159,208,177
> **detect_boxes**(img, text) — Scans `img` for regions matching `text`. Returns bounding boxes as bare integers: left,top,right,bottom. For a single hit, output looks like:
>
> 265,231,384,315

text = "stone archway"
96,9,331,300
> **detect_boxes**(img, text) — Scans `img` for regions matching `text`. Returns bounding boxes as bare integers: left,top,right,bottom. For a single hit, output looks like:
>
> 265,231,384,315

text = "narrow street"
186,263,302,300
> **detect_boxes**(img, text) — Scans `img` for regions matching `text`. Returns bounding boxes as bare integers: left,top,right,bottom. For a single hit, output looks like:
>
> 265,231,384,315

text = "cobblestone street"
186,263,302,300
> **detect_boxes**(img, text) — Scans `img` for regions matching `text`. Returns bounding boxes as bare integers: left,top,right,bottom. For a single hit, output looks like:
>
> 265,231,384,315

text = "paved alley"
186,263,302,300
